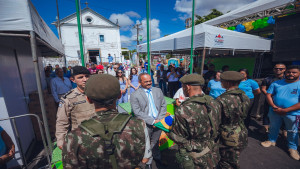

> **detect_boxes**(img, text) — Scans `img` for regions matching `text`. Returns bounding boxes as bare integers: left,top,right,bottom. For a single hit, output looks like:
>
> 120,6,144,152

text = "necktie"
146,89,158,119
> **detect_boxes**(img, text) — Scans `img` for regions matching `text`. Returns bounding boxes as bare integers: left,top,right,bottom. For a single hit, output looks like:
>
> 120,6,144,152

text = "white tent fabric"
204,0,294,26
0,0,64,55
138,23,271,53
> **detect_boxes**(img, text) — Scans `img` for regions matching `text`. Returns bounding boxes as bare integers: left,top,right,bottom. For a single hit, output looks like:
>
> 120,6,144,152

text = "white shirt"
173,88,188,103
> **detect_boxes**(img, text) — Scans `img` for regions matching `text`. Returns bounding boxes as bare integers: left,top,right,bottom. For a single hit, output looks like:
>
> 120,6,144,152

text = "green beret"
180,74,205,86
220,71,244,81
85,74,120,102
71,66,90,76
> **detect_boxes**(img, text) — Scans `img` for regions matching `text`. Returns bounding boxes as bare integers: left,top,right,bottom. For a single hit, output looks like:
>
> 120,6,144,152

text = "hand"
273,107,287,115
142,158,149,164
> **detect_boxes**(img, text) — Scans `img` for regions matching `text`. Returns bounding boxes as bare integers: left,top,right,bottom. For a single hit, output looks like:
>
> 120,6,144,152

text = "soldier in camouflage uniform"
62,74,151,169
217,71,250,169
168,74,222,169
56,66,95,149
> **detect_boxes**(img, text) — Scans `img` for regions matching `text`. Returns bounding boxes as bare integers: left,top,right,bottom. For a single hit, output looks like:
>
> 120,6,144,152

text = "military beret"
179,74,205,86
220,71,244,81
85,74,120,102
71,66,90,76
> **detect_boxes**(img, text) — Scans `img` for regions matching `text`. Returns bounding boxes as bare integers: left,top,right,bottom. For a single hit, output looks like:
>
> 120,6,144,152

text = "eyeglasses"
117,72,123,74
274,68,285,71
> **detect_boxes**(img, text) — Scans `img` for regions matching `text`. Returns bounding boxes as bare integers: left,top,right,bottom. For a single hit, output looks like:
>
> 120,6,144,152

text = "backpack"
80,113,132,169
218,89,247,147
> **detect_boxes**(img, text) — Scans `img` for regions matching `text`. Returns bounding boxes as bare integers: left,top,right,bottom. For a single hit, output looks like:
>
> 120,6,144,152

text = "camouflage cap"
85,74,120,102
220,71,244,81
179,74,205,86
71,66,90,76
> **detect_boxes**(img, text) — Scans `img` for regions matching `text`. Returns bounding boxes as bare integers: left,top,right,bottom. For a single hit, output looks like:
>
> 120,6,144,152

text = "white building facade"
54,8,122,66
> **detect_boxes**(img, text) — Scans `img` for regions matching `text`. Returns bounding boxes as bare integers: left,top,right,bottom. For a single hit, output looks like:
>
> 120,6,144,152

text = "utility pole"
133,23,142,66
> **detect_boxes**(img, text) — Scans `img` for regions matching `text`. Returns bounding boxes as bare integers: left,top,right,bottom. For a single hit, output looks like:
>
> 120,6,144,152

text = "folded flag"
154,115,174,132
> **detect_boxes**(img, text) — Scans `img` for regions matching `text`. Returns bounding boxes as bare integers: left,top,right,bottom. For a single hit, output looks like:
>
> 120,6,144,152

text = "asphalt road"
153,118,300,169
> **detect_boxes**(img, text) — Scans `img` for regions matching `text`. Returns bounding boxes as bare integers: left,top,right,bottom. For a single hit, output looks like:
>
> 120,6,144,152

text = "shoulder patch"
62,89,74,99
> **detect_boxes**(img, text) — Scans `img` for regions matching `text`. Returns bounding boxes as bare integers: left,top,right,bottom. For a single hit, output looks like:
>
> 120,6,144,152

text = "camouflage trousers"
218,147,242,169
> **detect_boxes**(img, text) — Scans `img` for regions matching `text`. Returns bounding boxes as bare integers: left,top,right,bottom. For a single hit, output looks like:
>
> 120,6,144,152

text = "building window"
99,35,104,42
86,16,93,23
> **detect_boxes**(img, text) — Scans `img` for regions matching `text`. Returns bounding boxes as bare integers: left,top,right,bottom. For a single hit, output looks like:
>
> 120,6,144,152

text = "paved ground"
151,118,300,169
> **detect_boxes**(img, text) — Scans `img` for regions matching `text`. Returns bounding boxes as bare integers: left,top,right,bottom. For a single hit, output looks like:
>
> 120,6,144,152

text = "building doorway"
88,50,100,64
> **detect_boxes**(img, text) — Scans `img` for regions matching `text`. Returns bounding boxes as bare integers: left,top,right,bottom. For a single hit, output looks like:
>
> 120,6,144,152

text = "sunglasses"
274,68,285,71
117,72,123,74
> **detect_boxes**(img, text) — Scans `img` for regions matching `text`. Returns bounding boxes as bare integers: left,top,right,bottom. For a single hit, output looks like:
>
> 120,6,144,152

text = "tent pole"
190,0,195,74
75,0,85,66
146,0,151,74
201,48,206,76
30,31,53,153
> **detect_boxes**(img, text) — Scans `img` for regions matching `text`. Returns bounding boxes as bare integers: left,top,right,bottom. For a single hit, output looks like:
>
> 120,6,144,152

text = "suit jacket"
156,70,168,82
130,87,167,125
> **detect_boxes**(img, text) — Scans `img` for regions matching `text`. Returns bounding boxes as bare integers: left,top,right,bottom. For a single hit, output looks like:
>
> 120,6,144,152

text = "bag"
218,89,246,147
80,113,132,169
175,149,195,169
220,125,241,147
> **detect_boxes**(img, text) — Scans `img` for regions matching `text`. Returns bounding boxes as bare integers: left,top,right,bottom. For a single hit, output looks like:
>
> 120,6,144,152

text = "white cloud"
109,13,134,31
130,19,161,42
174,0,255,19
120,35,133,48
125,11,141,18
172,18,178,21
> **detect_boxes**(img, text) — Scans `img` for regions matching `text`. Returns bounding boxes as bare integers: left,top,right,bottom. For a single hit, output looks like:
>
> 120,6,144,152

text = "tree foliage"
194,9,223,25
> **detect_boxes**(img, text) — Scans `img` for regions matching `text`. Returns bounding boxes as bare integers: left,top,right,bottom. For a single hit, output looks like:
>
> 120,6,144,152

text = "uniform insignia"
73,100,86,105
62,89,74,99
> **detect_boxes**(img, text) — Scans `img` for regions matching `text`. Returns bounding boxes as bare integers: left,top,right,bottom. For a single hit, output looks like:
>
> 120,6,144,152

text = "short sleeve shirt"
267,79,300,115
173,88,188,102
261,76,284,89
0,126,6,156
208,79,226,99
238,79,259,99
167,72,179,82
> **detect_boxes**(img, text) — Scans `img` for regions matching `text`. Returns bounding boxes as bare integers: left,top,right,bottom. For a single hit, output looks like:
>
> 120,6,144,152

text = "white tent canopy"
137,23,271,53
204,0,295,26
0,0,64,55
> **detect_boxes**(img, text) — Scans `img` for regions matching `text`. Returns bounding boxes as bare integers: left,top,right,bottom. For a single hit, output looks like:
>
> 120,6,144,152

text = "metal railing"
0,114,51,169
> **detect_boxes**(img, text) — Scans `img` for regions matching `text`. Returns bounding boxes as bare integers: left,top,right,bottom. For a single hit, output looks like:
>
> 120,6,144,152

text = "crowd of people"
42,60,300,169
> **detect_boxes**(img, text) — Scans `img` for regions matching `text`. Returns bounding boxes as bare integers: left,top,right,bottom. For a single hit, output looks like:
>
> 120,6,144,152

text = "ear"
86,96,93,104
118,91,122,99
70,76,75,83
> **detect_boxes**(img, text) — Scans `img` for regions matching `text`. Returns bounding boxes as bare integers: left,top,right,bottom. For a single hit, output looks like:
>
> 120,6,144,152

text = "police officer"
55,66,95,149
217,71,250,169
62,74,151,169
168,74,221,169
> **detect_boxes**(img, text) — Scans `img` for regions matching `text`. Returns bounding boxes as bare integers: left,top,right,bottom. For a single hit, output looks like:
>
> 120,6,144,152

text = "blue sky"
31,0,255,49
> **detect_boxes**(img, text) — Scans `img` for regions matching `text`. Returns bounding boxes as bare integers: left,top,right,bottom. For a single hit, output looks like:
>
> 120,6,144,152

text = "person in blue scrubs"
238,68,261,128
261,65,300,160
207,70,226,99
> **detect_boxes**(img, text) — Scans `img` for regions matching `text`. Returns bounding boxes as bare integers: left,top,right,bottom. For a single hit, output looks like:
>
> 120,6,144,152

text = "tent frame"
216,2,295,27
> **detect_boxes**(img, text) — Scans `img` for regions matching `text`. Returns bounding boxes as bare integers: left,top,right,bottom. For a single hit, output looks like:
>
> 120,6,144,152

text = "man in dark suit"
156,65,168,96
130,73,167,169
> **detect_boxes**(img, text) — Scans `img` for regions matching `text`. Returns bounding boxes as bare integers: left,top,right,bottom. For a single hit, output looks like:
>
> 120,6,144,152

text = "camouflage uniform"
169,94,222,169
217,88,250,169
56,87,95,148
62,109,147,169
